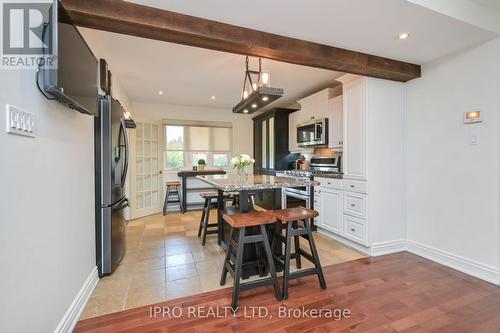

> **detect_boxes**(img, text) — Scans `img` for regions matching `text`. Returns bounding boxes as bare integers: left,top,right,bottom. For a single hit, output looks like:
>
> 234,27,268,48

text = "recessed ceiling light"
211,96,216,100
158,91,163,95
262,96,269,102
398,32,410,40
243,109,249,113
251,104,257,108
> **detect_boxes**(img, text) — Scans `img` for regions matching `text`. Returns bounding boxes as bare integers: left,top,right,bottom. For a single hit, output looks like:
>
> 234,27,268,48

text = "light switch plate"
6,104,35,137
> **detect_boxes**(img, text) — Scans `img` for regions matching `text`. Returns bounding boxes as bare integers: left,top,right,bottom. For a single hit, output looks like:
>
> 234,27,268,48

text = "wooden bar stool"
198,192,230,245
270,207,327,299
220,211,282,310
230,192,256,208
162,181,183,215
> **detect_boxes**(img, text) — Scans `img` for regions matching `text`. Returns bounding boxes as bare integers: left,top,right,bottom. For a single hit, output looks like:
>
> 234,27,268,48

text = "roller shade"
164,123,233,152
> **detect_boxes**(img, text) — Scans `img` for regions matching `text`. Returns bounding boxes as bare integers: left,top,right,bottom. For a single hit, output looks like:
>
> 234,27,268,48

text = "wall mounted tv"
42,1,98,116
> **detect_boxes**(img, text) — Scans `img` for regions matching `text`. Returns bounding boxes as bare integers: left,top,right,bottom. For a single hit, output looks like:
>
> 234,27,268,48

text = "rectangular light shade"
232,86,284,114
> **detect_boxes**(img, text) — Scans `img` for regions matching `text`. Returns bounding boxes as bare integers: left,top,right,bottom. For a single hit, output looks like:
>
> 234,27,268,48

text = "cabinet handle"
350,185,355,188
350,228,355,232
350,203,355,207
327,182,331,185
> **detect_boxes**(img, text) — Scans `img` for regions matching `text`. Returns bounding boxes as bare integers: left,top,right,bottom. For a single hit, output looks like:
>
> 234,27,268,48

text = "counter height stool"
162,181,183,215
270,207,326,299
220,211,282,310
198,191,231,245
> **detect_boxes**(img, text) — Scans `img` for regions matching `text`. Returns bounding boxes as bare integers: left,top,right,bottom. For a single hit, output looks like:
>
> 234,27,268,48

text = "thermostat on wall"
464,111,482,124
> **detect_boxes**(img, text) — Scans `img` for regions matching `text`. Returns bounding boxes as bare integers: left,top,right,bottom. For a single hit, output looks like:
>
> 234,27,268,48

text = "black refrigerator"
95,95,129,277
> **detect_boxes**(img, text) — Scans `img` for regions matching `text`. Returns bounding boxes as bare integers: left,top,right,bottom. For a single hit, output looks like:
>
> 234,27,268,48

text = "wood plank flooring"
75,252,500,332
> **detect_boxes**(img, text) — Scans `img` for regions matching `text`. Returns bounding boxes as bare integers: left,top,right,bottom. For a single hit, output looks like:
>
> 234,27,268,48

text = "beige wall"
0,71,96,332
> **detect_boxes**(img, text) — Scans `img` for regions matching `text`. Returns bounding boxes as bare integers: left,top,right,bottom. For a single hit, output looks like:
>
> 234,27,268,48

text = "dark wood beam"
60,0,421,82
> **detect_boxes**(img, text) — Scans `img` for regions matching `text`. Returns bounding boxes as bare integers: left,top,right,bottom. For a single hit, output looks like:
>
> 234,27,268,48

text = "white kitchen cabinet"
341,77,366,180
328,96,343,150
331,74,406,251
320,188,343,234
288,111,300,152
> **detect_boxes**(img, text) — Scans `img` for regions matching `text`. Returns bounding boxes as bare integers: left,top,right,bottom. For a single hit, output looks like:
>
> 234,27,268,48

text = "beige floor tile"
129,268,166,291
166,263,198,281
135,257,166,271
166,253,194,267
138,247,166,260
200,272,232,292
195,259,224,275
125,283,167,309
166,276,203,300
91,276,130,297
79,293,126,320
164,244,192,256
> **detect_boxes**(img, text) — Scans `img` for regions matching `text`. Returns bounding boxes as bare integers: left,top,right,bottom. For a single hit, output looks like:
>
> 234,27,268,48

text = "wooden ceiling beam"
60,0,421,82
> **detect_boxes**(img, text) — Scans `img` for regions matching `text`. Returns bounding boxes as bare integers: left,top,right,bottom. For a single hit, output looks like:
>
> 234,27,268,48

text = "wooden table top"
177,168,226,177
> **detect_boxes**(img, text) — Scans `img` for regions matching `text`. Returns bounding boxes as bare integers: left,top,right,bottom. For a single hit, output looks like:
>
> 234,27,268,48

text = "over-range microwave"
297,118,328,147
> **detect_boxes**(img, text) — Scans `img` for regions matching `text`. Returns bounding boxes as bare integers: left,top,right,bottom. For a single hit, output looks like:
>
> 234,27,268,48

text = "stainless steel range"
276,156,342,214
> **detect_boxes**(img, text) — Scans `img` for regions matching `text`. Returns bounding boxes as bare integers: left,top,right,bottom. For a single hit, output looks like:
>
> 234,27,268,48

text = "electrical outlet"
5,104,35,137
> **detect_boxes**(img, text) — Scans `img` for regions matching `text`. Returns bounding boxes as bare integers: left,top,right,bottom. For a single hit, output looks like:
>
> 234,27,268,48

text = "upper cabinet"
290,87,343,153
328,95,343,150
341,77,366,180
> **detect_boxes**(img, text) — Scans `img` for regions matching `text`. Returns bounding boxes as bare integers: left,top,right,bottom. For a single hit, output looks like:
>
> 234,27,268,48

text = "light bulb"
261,72,270,86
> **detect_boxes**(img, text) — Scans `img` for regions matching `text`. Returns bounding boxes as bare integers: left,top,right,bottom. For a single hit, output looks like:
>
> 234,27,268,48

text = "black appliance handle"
115,197,129,210
314,123,322,140
103,196,128,209
119,118,129,188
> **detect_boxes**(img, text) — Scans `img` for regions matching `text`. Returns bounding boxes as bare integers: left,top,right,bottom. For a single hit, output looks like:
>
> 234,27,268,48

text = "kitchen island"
197,174,318,277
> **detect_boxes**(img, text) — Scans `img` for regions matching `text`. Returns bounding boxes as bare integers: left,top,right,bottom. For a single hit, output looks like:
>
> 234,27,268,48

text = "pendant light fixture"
233,56,284,114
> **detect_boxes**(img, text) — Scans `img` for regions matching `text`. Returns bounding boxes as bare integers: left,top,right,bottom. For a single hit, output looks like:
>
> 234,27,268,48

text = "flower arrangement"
230,154,255,176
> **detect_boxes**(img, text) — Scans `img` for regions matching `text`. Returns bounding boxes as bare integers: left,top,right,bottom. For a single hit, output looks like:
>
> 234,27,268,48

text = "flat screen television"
42,1,98,116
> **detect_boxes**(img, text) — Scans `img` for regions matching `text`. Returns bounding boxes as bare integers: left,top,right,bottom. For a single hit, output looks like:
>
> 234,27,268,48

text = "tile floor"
80,209,365,320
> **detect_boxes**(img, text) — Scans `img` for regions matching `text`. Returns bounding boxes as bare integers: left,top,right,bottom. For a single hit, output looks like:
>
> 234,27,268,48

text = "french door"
129,121,163,219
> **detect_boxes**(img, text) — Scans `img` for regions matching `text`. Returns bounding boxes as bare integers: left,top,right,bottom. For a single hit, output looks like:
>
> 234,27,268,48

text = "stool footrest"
297,248,315,263
289,267,321,280
241,234,265,244
240,277,278,292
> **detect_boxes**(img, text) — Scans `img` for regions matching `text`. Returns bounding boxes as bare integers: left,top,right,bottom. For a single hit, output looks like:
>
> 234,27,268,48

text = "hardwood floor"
75,252,500,332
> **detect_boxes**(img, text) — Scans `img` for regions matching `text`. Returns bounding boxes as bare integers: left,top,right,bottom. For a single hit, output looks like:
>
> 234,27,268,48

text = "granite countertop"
197,174,319,192
313,174,343,179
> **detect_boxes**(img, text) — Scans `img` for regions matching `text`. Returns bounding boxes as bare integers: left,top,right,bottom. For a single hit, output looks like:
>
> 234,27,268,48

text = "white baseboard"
54,267,99,333
316,227,371,255
316,229,500,285
370,239,407,256
405,240,500,285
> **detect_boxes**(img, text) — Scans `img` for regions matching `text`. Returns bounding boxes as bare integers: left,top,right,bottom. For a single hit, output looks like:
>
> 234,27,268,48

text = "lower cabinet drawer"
343,216,367,245
343,192,367,218
343,179,367,194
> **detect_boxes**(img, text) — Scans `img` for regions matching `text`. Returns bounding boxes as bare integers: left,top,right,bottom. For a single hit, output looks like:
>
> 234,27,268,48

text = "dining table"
197,173,319,277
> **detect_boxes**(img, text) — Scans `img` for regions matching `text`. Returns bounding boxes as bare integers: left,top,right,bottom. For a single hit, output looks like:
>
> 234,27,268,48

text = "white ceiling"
472,0,500,11
81,28,343,109
127,0,498,64
80,0,499,110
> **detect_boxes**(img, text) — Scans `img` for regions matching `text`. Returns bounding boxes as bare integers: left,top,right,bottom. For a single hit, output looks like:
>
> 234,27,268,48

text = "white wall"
0,70,96,331
130,102,254,157
406,38,500,279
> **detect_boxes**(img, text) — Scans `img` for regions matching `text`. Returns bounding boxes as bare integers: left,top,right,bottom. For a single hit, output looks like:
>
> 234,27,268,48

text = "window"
163,121,233,170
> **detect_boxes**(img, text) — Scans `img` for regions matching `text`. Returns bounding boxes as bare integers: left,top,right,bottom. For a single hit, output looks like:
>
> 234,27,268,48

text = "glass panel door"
131,121,163,218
